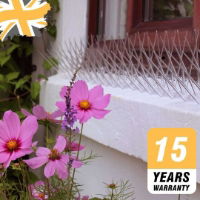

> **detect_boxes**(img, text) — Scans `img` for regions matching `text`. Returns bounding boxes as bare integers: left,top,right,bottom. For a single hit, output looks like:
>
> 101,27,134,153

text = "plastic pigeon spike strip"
49,30,200,104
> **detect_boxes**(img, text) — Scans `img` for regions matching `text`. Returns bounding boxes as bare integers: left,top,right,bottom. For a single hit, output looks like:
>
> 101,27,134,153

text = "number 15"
156,137,188,162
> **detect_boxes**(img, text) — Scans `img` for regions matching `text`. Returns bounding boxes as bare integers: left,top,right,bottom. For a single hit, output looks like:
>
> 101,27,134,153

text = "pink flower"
66,139,85,152
29,181,48,200
60,86,68,98
0,111,38,168
24,135,69,180
55,86,68,113
56,81,111,123
21,105,63,123
69,156,83,168
76,195,89,200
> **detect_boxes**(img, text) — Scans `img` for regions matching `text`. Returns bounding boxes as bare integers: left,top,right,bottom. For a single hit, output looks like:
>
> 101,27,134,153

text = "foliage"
0,73,134,200
0,0,60,117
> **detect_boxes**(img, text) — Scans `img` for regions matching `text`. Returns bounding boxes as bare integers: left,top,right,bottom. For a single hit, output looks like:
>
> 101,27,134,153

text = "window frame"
126,0,200,34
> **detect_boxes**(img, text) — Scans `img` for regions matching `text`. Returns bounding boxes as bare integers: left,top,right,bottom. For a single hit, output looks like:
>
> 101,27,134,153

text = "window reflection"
144,0,193,22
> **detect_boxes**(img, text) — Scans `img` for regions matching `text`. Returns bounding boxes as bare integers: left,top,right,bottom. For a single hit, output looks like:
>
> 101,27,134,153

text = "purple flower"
56,86,77,130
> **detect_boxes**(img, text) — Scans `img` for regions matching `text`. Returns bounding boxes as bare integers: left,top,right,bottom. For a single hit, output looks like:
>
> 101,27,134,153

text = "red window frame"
126,0,200,34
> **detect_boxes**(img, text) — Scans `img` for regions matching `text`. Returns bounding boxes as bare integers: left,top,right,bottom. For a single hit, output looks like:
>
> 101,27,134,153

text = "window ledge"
40,73,200,183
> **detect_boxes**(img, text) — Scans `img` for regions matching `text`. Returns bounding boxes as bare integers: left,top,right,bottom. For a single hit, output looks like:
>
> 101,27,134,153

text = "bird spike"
47,30,200,104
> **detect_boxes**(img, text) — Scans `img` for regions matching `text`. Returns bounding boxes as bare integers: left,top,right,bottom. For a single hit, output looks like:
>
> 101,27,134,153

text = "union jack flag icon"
0,0,51,41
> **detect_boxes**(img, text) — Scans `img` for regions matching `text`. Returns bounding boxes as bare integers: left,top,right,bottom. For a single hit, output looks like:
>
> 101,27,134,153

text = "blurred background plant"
0,0,59,118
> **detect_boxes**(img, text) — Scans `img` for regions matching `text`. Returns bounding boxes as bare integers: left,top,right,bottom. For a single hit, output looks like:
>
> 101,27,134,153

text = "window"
88,0,127,40
144,0,193,22
127,0,200,33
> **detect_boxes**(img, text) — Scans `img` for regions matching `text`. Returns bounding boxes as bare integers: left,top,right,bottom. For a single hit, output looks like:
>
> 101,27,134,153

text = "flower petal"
0,143,6,152
50,110,63,119
60,86,68,99
75,109,84,120
88,85,103,102
55,160,68,179
72,160,83,168
12,149,32,160
20,116,38,143
91,109,110,119
21,109,32,117
54,135,66,153
0,121,9,141
24,156,48,169
56,101,66,113
71,80,89,102
3,110,20,139
61,154,69,163
79,111,93,123
36,147,51,157
32,105,48,120
44,161,56,178
3,153,13,168
92,94,111,109
0,151,10,164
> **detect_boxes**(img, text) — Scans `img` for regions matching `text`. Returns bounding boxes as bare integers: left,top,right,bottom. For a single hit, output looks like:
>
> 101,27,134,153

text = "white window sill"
40,73,200,183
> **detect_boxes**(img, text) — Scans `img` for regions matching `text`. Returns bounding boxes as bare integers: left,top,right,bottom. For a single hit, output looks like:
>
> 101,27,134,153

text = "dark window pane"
144,0,193,22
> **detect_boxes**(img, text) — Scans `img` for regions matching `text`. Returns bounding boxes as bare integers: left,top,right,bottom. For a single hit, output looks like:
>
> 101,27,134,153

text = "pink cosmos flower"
24,135,69,179
0,111,38,168
56,81,111,123
29,181,48,200
21,105,63,123
65,139,85,152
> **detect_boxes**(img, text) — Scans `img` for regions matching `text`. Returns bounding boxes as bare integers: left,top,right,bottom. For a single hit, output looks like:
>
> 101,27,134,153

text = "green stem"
45,178,51,199
19,160,31,199
110,189,114,200
16,95,21,110
69,124,84,200
45,123,49,147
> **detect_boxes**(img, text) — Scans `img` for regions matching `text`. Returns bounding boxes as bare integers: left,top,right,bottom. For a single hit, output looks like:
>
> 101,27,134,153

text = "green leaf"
31,81,41,100
0,55,11,66
47,23,57,38
0,84,7,92
6,44,19,55
28,171,39,184
43,57,58,71
6,72,20,81
0,74,4,82
15,75,30,90
38,73,48,80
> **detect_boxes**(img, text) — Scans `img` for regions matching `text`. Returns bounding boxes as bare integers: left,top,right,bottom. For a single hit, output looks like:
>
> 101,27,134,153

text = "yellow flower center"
49,149,60,161
38,193,45,199
6,140,18,151
79,100,91,110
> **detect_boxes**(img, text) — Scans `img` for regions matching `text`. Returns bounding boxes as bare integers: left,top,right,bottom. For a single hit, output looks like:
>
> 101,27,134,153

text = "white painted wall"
78,136,200,200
